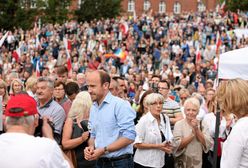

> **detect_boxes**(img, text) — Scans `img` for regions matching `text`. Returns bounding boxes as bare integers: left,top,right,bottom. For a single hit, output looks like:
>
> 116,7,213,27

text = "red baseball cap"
5,94,38,117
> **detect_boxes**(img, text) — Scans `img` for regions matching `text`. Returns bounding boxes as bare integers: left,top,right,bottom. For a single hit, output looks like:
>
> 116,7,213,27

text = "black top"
72,120,95,168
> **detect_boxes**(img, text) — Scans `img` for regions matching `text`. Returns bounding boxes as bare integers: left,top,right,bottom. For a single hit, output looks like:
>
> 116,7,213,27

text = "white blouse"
221,117,248,168
134,112,173,168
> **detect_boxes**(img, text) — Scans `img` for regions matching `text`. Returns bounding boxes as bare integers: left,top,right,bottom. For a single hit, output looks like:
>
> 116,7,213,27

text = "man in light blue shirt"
84,70,136,168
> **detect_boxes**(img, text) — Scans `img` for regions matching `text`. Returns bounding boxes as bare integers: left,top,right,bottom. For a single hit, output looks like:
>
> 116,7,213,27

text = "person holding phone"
62,91,96,168
134,93,174,168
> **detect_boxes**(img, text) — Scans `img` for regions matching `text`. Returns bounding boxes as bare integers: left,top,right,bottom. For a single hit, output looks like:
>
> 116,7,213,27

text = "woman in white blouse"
134,93,173,168
216,79,248,168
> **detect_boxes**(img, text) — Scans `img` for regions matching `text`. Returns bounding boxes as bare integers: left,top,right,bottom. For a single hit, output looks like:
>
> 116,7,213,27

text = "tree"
220,0,248,12
0,0,36,30
36,0,71,24
75,0,122,22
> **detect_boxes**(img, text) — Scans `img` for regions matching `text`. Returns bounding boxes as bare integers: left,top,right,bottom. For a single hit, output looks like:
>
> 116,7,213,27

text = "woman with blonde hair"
9,78,24,97
173,97,213,168
62,91,95,168
25,76,37,98
0,79,9,112
216,79,248,167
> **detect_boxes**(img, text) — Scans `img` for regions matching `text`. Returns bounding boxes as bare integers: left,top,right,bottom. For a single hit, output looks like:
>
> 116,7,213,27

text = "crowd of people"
0,9,248,168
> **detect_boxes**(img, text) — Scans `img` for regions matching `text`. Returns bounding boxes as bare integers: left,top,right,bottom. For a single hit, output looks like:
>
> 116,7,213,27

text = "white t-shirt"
0,133,70,168
221,117,248,168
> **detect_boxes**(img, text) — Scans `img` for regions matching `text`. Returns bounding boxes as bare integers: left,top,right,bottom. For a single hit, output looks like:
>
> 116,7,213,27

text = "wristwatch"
104,146,109,154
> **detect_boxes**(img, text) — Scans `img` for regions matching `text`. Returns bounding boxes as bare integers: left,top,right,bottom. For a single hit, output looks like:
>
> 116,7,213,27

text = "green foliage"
0,0,20,30
37,0,71,24
0,0,122,30
75,0,122,22
225,0,248,12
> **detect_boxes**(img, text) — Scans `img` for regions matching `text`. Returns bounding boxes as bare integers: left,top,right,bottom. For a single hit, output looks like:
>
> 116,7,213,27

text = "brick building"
71,0,218,16
121,0,218,16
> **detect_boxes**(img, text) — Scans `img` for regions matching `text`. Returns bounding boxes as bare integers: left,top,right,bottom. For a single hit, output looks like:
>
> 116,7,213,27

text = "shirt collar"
93,91,112,107
147,112,166,126
147,112,156,122
38,98,53,109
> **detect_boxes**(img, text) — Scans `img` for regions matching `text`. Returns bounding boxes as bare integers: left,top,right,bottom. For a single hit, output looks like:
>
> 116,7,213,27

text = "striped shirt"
162,97,181,130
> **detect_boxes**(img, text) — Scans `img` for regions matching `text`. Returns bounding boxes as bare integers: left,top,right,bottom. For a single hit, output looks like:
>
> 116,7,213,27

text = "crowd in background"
0,9,248,168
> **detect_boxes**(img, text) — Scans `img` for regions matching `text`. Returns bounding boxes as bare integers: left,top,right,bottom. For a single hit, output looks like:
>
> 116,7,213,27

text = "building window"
159,1,166,13
173,2,181,14
144,0,151,11
128,0,135,12
30,0,37,8
198,2,206,12
78,0,82,9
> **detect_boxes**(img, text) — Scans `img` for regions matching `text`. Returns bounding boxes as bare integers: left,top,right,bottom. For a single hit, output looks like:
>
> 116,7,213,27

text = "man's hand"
42,117,54,139
84,146,94,160
88,148,105,161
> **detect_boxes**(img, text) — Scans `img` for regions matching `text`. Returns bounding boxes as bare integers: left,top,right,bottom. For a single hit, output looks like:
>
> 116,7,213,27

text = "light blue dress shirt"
89,92,136,158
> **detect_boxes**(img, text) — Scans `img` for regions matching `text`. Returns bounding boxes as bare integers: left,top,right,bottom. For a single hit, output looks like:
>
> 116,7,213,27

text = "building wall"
71,0,217,16
122,0,217,16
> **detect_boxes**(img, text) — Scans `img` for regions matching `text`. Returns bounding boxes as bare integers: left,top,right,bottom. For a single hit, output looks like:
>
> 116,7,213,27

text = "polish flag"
220,1,226,10
213,57,218,71
63,37,72,72
36,60,40,77
216,31,221,54
195,46,201,64
35,35,41,49
120,21,129,35
0,31,9,47
12,45,22,62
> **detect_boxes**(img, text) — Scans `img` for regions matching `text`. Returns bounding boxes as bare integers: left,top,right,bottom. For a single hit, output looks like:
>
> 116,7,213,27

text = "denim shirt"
89,92,136,158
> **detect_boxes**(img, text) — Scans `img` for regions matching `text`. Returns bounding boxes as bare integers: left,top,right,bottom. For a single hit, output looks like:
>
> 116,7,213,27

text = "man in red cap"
0,93,72,168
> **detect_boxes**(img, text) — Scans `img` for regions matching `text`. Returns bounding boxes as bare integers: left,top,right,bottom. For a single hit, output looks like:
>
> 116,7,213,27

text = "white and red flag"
0,31,9,47
63,37,72,72
36,60,40,77
216,31,222,54
120,21,129,35
195,46,201,64
12,45,22,62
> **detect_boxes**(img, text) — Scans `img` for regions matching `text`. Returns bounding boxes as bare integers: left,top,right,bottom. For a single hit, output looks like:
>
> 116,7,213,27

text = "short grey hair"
184,97,200,110
37,77,54,89
77,73,85,80
5,115,37,128
145,93,164,105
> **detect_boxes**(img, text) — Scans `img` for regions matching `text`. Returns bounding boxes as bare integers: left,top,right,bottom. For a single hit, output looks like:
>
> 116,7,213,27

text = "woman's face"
0,86,5,96
206,90,215,101
149,100,163,118
13,81,22,94
184,102,199,121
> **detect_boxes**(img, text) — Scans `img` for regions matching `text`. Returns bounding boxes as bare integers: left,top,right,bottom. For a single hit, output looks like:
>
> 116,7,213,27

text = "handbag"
161,114,175,168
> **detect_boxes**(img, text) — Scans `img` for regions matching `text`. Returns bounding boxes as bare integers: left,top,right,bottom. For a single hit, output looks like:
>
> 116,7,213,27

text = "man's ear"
103,82,110,90
34,115,39,128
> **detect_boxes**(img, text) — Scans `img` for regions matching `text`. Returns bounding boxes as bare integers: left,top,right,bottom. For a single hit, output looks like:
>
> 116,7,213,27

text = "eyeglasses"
180,97,187,100
158,87,169,90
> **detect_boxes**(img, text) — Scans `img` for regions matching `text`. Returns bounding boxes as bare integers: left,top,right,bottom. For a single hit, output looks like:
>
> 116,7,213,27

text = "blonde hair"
216,79,248,118
68,91,92,120
0,79,9,103
25,76,37,90
9,78,24,95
